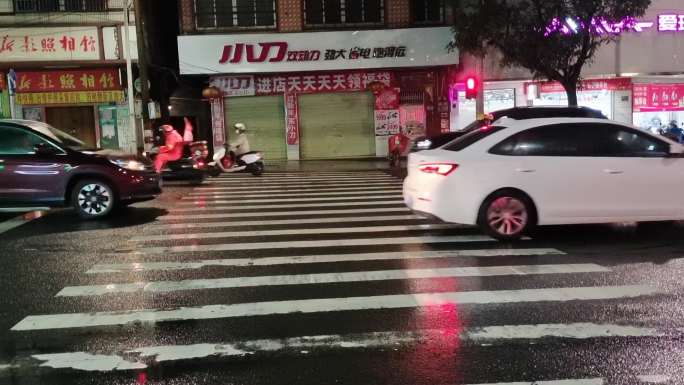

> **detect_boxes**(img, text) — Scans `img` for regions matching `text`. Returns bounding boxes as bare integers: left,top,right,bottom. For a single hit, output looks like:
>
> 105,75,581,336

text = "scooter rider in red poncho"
154,118,193,173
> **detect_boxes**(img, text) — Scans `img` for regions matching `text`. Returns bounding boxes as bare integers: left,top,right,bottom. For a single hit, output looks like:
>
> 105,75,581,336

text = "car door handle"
515,168,536,173
604,169,624,175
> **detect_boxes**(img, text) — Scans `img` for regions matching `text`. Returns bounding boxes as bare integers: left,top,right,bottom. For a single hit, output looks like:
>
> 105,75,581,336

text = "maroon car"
0,119,161,219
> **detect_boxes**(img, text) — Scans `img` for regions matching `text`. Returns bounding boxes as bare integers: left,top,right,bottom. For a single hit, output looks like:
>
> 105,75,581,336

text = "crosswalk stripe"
170,200,406,212
11,285,657,331
161,207,411,220
191,186,402,193
132,235,496,254
0,211,46,235
26,324,664,373
87,248,566,274
210,176,397,182
131,224,459,242
468,380,604,385
194,183,402,191
198,180,401,187
151,215,425,230
178,195,402,205
184,189,401,199
58,264,610,297
215,172,388,176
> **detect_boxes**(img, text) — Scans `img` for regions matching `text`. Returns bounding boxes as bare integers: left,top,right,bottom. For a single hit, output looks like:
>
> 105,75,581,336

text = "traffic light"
465,76,478,100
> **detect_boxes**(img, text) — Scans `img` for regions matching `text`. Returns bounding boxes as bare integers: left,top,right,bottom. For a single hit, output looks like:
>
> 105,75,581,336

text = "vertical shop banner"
98,106,119,150
210,98,226,150
285,93,299,145
115,106,136,154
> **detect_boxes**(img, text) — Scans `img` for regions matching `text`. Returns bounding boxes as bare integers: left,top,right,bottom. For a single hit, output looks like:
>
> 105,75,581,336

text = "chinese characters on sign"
633,83,684,112
0,27,100,62
658,14,684,32
15,69,120,93
254,71,392,95
536,78,632,93
210,76,256,97
218,42,408,64
285,93,299,145
210,99,226,150
15,91,124,105
374,110,401,136
14,69,122,105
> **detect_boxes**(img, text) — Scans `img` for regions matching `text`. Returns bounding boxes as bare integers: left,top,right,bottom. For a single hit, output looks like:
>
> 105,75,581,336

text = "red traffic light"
465,76,478,100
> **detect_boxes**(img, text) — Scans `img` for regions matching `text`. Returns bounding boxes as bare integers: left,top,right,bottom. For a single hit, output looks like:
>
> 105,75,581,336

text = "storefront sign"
254,71,392,96
537,78,632,93
375,110,401,136
15,69,120,93
0,27,100,62
633,83,684,112
16,90,124,105
285,93,299,145
546,14,684,36
210,76,256,97
179,27,458,74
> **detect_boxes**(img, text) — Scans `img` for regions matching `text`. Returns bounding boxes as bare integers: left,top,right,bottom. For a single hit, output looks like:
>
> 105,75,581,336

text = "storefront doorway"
45,106,97,147
224,96,287,160
299,92,375,159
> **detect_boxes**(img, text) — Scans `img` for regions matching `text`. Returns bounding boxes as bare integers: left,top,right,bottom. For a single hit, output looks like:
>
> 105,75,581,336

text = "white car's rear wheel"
478,191,534,241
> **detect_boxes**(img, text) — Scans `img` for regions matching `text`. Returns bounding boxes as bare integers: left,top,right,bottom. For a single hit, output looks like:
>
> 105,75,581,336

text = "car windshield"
24,120,88,150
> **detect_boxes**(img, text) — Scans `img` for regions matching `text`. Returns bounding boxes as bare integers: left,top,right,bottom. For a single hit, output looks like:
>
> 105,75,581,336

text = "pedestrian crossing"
6,171,674,383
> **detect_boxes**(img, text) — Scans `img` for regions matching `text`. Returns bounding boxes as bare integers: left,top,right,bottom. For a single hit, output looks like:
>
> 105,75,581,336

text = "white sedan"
403,117,684,240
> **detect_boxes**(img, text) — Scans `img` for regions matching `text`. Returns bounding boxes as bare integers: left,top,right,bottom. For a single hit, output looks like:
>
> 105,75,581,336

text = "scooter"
146,141,209,184
208,143,264,177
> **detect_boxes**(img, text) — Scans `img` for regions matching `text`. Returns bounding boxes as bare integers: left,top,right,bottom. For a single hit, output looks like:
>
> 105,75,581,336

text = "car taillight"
418,163,458,176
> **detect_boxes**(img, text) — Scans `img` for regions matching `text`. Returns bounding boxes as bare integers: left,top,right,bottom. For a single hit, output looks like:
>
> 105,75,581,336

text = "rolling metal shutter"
299,92,375,159
224,95,287,160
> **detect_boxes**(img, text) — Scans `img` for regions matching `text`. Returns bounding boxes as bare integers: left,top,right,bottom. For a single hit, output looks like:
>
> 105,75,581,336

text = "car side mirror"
34,143,60,156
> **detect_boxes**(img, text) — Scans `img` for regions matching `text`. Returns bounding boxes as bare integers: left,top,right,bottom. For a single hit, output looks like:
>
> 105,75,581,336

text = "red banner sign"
15,69,120,93
633,83,684,112
285,93,299,145
536,77,632,93
254,71,393,96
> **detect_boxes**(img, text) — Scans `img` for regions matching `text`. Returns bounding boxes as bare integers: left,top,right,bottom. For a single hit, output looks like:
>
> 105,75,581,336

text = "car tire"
478,190,535,241
71,179,116,219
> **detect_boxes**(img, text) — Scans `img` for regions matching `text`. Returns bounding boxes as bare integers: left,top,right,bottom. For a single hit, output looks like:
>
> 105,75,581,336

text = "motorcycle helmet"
234,123,247,134
161,124,175,133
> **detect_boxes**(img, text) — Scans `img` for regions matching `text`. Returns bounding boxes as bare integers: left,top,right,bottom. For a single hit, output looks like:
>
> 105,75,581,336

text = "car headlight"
416,140,432,149
109,159,146,171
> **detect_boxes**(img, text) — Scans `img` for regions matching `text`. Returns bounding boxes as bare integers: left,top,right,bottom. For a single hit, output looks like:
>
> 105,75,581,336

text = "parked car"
411,106,607,152
0,119,161,219
403,117,684,240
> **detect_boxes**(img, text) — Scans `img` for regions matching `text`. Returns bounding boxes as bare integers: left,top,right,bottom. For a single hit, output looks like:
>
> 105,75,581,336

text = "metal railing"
304,0,385,28
195,0,276,30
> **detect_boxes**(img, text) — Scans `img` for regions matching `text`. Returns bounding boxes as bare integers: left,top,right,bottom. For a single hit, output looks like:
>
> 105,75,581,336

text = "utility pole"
475,55,485,119
134,0,151,151
123,0,139,153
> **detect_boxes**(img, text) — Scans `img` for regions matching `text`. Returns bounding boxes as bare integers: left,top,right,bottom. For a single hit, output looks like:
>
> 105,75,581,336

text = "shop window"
195,0,276,29
15,0,111,12
304,0,384,27
411,0,444,24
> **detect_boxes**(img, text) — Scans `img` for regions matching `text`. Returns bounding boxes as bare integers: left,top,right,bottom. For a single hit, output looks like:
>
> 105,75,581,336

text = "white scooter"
208,143,265,177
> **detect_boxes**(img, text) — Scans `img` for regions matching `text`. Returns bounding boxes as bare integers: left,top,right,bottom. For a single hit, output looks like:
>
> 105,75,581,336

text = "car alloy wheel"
72,180,115,219
486,196,529,237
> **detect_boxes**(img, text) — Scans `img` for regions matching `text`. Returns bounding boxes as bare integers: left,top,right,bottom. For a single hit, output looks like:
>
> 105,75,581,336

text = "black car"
411,106,608,152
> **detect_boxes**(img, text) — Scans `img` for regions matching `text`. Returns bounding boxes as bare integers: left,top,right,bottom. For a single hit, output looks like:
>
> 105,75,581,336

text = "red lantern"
367,81,386,95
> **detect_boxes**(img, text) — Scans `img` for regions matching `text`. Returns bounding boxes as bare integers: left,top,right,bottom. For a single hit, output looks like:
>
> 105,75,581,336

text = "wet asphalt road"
1,169,684,385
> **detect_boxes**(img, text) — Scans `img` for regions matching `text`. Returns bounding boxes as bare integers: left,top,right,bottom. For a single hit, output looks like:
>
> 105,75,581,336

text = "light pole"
123,0,141,153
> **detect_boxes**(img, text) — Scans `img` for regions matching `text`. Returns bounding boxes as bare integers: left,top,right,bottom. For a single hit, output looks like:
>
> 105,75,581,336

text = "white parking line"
87,248,566,274
12,285,658,331
59,264,610,297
